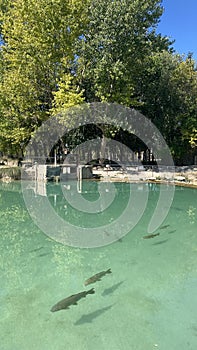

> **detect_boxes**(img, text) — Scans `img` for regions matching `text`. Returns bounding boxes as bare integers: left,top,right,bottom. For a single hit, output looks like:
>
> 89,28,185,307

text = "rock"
174,176,186,181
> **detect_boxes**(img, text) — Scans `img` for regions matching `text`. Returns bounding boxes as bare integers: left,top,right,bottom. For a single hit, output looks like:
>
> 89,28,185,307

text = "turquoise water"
0,181,197,350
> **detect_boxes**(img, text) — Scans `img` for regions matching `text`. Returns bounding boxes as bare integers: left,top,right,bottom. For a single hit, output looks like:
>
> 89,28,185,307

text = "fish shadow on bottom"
152,239,169,246
102,281,124,297
74,304,114,325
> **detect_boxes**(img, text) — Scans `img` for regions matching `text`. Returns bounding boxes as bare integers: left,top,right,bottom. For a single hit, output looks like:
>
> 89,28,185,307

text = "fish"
143,233,160,239
104,230,110,236
173,207,183,212
84,268,112,286
38,252,50,258
168,230,176,234
29,246,44,253
50,288,95,312
160,225,170,229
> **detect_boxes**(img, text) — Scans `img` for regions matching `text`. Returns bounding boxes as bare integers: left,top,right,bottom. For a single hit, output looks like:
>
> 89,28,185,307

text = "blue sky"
157,0,197,60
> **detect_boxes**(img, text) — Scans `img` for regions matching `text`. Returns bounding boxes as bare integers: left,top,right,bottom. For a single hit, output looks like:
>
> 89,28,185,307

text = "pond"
0,180,197,350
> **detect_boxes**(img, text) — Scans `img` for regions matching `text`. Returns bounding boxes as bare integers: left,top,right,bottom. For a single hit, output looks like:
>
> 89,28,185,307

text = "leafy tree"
0,0,89,154
135,51,197,163
51,0,172,161
52,72,84,114
75,0,171,105
0,0,196,165
171,55,197,152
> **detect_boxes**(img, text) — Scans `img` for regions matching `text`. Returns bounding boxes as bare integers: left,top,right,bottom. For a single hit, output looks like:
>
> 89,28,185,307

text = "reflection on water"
0,181,197,350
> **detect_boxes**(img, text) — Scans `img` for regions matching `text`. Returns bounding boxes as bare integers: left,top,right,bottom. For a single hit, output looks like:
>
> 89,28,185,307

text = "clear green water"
0,181,197,350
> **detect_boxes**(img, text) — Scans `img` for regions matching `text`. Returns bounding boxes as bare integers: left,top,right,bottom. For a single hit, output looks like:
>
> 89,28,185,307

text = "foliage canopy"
0,0,196,164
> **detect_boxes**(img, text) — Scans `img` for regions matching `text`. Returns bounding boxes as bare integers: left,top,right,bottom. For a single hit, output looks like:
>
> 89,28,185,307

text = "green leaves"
75,0,166,104
0,0,89,153
0,0,196,164
135,51,197,161
52,73,84,113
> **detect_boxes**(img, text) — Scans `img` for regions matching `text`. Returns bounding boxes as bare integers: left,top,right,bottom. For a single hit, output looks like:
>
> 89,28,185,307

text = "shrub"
0,167,21,180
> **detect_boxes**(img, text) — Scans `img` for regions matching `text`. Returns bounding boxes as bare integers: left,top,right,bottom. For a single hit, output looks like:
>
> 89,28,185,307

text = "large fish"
50,288,95,312
84,268,112,286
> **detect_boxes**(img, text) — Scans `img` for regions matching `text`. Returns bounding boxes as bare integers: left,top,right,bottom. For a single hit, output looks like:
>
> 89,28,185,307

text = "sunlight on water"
0,181,196,350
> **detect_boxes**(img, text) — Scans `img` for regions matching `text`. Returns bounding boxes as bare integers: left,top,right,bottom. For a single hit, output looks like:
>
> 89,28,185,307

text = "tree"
135,51,197,164
52,0,172,161
52,72,84,114
74,0,171,105
0,0,196,165
0,0,89,154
